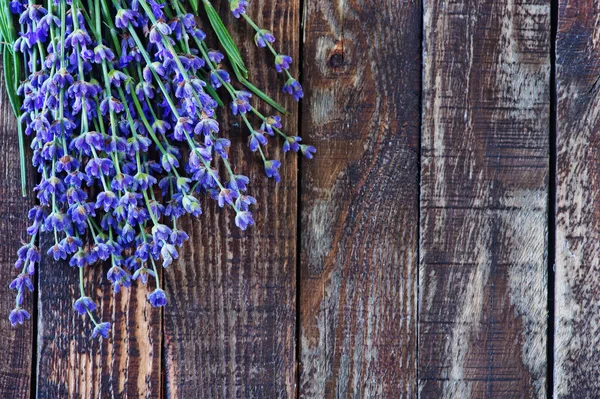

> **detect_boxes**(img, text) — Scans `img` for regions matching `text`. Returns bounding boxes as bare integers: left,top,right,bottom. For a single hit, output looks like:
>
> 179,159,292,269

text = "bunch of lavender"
0,0,314,338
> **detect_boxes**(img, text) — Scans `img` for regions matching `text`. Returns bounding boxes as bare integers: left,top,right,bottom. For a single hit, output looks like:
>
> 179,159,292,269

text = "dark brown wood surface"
555,0,600,396
162,0,299,397
36,249,162,397
419,0,550,397
0,68,35,399
5,0,600,398
298,0,421,397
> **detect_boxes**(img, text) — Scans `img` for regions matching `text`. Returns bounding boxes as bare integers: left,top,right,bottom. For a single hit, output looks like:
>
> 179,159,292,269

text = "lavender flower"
5,0,314,350
264,160,281,182
148,288,167,307
73,296,97,315
230,0,248,18
92,322,111,339
275,54,292,72
300,144,317,159
283,78,304,101
9,308,30,326
254,29,275,48
235,211,254,230
230,91,252,115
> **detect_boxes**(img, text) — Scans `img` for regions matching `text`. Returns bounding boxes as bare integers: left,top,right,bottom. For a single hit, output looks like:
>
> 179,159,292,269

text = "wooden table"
1,0,599,397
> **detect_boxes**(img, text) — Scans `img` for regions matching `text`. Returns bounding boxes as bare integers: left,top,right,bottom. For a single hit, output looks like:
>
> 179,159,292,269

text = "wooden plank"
162,1,299,398
0,68,35,398
298,1,421,397
419,1,550,397
555,1,600,396
36,252,162,397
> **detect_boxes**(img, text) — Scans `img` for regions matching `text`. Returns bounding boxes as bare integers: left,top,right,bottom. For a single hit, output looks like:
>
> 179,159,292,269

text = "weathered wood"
36,253,162,397
0,67,35,398
298,0,421,397
419,1,550,397
555,1,600,396
162,1,299,398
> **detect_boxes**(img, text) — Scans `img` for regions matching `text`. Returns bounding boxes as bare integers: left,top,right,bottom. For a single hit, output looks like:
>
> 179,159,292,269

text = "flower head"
254,30,275,48
92,322,111,339
235,211,254,230
73,296,97,315
148,288,167,307
264,160,281,182
300,144,317,159
261,115,282,135
275,54,292,72
9,308,30,326
230,0,248,18
6,0,316,345
283,78,304,101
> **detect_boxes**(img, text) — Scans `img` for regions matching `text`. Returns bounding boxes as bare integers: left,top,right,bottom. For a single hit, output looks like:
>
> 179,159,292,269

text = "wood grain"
162,1,299,397
555,0,600,396
298,0,421,397
36,252,162,398
0,66,35,398
419,1,550,397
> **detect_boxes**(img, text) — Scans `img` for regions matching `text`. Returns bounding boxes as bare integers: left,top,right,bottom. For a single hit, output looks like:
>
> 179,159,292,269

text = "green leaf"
238,76,288,115
230,59,244,82
3,48,27,196
222,41,286,113
3,48,20,117
188,0,198,14
202,0,248,78
0,0,17,46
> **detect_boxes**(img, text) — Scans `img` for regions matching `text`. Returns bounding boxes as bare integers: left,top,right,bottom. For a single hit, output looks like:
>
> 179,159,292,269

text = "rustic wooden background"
1,0,600,397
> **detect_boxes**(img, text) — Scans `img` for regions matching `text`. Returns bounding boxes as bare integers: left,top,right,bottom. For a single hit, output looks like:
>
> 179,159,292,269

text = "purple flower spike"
9,0,22,13
275,54,292,72
174,117,193,141
261,115,282,135
6,0,316,339
161,153,179,172
152,223,172,242
264,160,281,182
210,69,230,89
148,289,167,307
133,172,157,190
107,266,131,293
230,91,252,115
170,229,189,246
65,29,91,49
300,144,317,159
207,50,224,64
48,243,67,260
9,308,30,326
217,188,238,208
254,29,275,48
194,114,219,136
132,267,155,285
283,78,304,101
96,190,118,212
230,0,248,18
10,274,34,292
235,195,256,211
73,296,97,315
160,243,178,267
115,9,138,29
182,195,202,217
92,322,111,339
249,130,268,152
94,44,115,62
235,211,254,230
